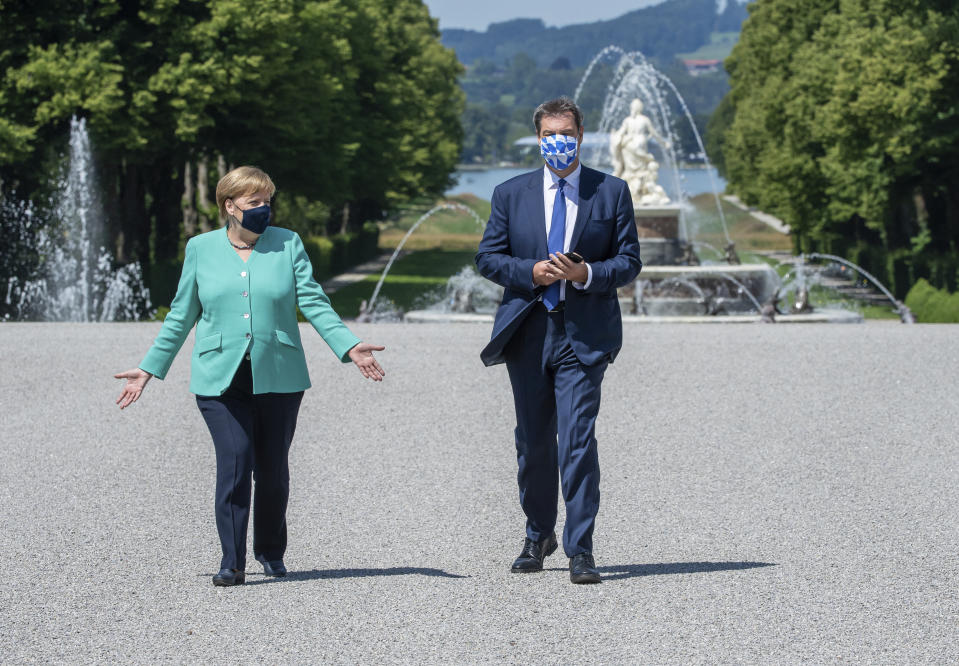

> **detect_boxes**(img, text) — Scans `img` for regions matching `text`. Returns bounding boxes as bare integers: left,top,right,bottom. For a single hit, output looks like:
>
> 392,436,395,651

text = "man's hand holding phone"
547,251,588,283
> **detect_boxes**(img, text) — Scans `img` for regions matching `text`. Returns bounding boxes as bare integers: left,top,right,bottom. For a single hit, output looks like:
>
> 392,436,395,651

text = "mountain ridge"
440,0,748,67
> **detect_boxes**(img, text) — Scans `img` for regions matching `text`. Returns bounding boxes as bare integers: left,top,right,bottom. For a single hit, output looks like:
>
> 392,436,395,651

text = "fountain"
573,47,798,319
575,45,732,249
802,253,913,323
358,202,486,321
2,116,152,321
404,49,893,325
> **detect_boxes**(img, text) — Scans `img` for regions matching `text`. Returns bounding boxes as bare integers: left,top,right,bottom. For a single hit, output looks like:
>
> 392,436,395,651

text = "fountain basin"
637,263,777,282
624,263,780,316
635,205,683,263
402,308,863,324
637,238,685,265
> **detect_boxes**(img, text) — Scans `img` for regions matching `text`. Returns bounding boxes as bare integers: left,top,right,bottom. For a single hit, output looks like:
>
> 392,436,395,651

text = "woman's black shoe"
212,568,246,586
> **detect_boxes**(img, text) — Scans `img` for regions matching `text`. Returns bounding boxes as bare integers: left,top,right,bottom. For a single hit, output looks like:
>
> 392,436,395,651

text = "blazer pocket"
197,332,222,355
589,217,615,226
275,329,299,349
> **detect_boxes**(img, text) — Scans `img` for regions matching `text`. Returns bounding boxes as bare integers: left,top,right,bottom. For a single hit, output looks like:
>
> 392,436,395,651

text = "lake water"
446,166,727,202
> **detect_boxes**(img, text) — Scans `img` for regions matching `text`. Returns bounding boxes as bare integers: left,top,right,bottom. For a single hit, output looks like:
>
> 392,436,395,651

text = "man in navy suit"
476,97,641,584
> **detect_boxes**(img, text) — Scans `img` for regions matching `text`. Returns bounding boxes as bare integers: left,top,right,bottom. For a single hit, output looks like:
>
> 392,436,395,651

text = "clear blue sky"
423,0,733,31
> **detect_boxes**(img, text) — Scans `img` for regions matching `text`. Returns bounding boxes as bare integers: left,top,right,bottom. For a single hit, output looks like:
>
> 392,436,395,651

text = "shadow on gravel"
596,561,776,581
545,561,776,581
240,567,469,584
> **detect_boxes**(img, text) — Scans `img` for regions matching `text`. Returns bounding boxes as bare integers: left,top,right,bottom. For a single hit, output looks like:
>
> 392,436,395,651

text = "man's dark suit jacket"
476,165,642,367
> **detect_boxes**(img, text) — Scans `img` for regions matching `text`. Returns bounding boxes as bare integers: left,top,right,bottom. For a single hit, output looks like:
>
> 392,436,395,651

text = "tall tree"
715,0,959,293
0,0,463,270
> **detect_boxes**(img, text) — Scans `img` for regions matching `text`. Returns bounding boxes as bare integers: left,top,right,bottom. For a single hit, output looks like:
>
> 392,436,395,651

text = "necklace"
228,231,257,250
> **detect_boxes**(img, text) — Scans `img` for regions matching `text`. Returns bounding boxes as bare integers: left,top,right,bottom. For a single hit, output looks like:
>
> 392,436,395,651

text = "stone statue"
610,99,671,206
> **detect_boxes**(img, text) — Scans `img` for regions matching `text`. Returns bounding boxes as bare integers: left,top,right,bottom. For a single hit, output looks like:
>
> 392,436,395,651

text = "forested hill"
441,0,748,67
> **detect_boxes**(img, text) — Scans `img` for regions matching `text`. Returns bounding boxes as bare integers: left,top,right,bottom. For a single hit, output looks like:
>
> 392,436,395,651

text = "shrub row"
904,279,959,323
837,244,959,299
301,222,380,283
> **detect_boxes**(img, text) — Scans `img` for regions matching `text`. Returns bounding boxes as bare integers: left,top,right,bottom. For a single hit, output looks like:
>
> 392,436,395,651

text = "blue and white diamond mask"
540,134,578,170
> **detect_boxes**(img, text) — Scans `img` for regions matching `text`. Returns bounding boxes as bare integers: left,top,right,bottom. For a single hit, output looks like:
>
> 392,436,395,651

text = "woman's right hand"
114,368,153,409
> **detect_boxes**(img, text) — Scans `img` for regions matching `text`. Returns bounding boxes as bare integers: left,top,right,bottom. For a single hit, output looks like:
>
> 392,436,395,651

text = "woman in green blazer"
115,166,384,586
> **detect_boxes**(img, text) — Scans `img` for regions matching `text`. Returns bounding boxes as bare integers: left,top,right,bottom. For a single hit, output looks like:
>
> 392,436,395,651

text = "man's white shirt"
542,164,592,299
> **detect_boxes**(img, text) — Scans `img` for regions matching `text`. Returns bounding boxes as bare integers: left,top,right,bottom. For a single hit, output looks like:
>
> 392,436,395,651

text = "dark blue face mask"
232,203,271,234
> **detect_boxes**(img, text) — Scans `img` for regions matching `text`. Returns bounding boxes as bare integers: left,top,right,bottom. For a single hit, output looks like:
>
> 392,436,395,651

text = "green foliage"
905,278,959,323
716,0,959,296
301,235,335,282
705,93,735,174
0,0,462,274
301,221,379,285
279,195,331,239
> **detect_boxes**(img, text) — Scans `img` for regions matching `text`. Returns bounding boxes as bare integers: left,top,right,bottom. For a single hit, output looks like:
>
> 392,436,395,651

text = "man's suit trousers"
504,305,607,557
196,358,303,570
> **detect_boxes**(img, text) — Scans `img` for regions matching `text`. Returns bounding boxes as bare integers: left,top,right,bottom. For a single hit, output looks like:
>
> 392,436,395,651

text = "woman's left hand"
348,342,386,381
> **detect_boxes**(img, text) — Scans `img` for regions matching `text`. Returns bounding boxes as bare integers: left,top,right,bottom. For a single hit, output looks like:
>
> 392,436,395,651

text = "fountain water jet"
362,202,485,317
804,253,914,323
1,117,151,321
574,46,732,247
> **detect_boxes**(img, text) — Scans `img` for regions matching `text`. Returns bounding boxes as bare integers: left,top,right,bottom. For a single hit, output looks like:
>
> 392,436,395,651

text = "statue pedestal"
635,205,682,265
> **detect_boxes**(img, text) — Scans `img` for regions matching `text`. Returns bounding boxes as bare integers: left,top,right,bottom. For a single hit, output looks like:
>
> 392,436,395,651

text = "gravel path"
0,322,956,664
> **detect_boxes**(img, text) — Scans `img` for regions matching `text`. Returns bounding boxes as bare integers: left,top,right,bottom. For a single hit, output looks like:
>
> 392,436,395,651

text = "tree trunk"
340,201,350,235
182,161,197,238
99,158,123,262
216,154,228,225
150,161,185,264
197,157,212,232
119,162,149,270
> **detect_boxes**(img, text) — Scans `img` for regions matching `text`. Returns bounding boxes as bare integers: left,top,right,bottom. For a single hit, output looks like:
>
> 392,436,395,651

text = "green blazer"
140,226,360,396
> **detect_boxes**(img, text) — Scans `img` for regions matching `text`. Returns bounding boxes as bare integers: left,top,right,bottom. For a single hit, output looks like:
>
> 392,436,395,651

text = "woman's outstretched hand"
115,368,152,409
348,342,386,381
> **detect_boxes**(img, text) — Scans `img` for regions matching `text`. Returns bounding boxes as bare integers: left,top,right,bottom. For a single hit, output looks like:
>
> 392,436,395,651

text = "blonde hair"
215,166,276,218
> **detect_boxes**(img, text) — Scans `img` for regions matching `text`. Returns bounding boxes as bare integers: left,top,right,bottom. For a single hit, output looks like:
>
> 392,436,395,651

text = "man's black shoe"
510,532,558,573
212,568,246,586
256,555,287,577
569,553,601,584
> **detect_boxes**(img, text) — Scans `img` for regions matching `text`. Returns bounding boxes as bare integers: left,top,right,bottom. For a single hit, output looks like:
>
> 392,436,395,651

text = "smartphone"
564,251,584,263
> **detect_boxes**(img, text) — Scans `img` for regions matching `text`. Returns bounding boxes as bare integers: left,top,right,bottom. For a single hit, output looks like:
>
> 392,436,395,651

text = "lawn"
325,194,489,317
686,193,794,255
328,249,478,317
378,193,488,251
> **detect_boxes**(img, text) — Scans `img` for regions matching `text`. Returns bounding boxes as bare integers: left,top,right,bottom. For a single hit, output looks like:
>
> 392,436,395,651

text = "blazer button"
243,313,250,319
240,271,247,278
245,333,251,339
241,291,248,297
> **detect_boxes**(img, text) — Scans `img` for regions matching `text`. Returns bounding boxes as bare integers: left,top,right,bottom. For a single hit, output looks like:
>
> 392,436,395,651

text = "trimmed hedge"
838,243,959,299
301,235,335,281
302,221,380,283
904,279,959,323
